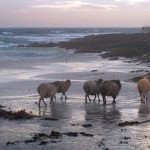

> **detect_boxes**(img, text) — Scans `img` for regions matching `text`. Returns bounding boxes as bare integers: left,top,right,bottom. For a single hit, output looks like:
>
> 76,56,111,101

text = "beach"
1,50,150,150
1,28,150,149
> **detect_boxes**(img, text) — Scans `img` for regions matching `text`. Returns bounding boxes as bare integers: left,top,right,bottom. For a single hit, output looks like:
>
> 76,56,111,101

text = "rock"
64,132,78,137
39,141,49,145
80,132,94,137
82,124,93,128
91,70,98,72
41,117,58,121
49,130,62,139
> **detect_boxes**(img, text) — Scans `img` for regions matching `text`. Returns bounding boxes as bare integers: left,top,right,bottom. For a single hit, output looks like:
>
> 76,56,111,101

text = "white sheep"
37,81,60,106
83,79,103,103
137,75,150,102
53,79,71,100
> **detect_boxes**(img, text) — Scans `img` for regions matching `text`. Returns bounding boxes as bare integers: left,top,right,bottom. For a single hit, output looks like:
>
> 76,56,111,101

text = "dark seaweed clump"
0,109,34,119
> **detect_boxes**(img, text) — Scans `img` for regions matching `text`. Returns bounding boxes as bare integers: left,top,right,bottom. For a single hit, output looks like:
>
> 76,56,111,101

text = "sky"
0,0,150,27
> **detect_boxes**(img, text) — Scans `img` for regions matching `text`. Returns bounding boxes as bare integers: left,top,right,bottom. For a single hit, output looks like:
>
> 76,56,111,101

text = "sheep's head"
53,81,61,90
144,75,150,82
66,80,71,86
111,80,122,90
97,79,103,85
116,80,122,90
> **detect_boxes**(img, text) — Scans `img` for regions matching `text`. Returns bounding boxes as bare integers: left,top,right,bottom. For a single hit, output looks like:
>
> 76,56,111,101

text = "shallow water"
0,53,150,150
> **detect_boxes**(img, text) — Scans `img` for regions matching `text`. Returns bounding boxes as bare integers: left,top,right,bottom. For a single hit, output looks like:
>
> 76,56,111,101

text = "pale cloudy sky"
0,0,150,27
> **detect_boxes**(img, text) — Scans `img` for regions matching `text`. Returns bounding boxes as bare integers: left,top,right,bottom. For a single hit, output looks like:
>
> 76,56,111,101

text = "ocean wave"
0,42,18,48
2,31,14,35
14,35,53,42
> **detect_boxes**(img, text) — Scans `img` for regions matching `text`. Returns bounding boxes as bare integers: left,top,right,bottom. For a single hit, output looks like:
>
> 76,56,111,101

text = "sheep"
83,79,103,103
53,80,71,100
37,81,61,106
137,75,150,102
100,80,122,105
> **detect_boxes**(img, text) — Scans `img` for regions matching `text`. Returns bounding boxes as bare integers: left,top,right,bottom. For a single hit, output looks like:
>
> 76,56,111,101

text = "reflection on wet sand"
50,102,70,119
38,102,71,119
38,105,47,116
38,100,121,125
138,101,150,117
84,103,121,124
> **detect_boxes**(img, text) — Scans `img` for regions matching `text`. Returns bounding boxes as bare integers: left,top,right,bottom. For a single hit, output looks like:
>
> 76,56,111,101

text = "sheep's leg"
39,98,41,106
39,97,47,106
53,95,57,102
141,93,145,103
42,99,47,105
141,97,144,103
93,94,96,102
97,94,101,102
102,95,106,105
112,96,116,104
85,94,88,103
61,93,67,101
60,93,64,100
87,95,91,101
139,90,144,103
50,96,54,105
146,92,148,101
64,93,67,100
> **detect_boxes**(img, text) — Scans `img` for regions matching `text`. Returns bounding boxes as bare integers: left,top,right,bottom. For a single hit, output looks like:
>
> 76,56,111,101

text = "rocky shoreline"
21,32,150,62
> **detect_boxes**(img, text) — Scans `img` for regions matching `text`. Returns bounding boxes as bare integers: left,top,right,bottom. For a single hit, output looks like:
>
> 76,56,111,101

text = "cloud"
115,0,149,5
31,0,118,10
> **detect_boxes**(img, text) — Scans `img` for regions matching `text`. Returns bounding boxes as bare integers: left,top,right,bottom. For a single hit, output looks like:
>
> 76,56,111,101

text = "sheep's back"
137,78,150,93
83,81,98,94
101,81,120,96
37,83,47,96
37,83,57,98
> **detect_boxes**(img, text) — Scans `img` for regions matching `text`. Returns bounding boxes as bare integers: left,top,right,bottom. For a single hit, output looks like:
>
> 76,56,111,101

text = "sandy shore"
1,51,150,149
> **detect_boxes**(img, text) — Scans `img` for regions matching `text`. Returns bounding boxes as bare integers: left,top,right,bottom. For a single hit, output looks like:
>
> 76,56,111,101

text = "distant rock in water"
142,27,150,33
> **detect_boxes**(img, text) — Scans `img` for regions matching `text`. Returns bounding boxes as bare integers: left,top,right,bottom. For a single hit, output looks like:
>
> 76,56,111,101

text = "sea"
0,27,142,62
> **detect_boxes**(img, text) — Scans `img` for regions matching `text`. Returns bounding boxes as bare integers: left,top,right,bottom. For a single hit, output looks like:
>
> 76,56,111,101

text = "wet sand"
0,53,150,150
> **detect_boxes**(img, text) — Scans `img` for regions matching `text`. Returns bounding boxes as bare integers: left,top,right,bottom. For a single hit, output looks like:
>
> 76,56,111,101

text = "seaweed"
118,119,150,126
0,109,34,119
6,130,95,146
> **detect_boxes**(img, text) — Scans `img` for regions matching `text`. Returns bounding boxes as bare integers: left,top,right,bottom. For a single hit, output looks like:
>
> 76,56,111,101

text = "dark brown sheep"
83,79,103,103
100,80,122,105
53,80,71,100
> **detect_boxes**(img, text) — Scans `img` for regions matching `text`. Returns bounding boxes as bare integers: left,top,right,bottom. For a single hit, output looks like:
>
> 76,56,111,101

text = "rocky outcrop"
19,33,150,62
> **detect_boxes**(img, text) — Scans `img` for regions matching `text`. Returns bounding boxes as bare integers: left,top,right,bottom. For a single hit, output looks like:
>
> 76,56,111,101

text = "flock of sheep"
37,75,150,106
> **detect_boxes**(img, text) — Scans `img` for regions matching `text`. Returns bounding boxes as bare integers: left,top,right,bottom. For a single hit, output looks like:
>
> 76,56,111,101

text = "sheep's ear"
143,75,150,81
143,75,146,78
147,75,150,81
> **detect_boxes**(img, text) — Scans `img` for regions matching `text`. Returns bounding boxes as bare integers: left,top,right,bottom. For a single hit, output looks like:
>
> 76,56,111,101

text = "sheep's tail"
37,85,40,94
83,86,90,94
